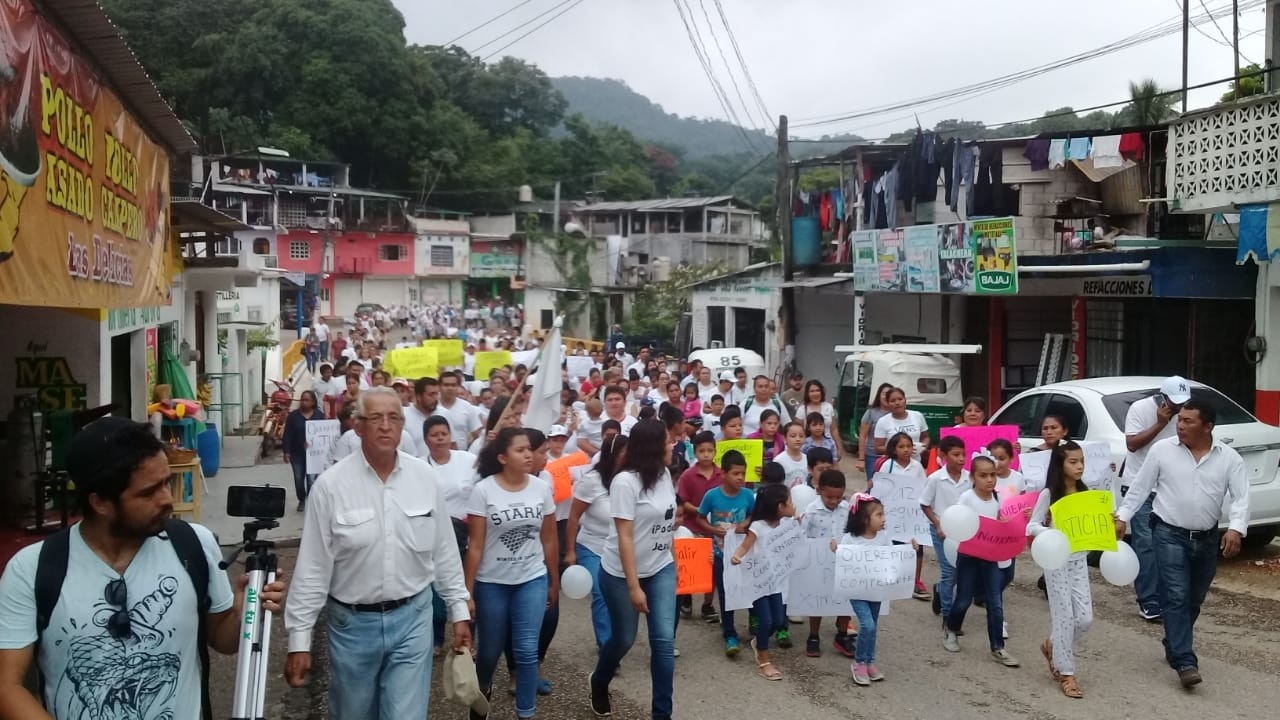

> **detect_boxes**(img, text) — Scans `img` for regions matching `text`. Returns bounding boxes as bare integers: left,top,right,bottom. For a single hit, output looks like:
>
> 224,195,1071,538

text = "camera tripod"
220,518,279,720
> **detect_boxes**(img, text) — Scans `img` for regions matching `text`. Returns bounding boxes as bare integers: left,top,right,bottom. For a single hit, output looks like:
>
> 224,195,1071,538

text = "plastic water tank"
791,217,821,266
197,425,220,478
651,256,671,282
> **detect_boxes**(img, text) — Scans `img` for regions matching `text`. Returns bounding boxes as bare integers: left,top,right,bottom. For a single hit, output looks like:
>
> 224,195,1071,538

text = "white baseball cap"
719,371,736,382
1160,376,1192,404
615,341,626,350
444,651,489,714
549,424,570,438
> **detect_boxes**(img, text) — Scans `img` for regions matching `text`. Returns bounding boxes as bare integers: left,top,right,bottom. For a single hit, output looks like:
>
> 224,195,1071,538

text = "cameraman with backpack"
0,417,286,720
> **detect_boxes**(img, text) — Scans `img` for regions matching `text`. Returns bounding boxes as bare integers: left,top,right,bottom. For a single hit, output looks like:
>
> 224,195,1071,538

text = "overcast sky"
399,0,1268,140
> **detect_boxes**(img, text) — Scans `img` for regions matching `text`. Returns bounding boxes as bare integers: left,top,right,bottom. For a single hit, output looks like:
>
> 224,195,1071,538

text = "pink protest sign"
940,425,1021,470
958,515,1028,562
999,491,1039,519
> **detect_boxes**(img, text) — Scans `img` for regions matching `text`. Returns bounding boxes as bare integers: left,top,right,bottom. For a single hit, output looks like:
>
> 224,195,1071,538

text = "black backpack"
34,519,213,720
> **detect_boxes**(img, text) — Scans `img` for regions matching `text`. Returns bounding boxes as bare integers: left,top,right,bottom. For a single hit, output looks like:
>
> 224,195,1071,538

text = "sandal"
1058,674,1083,698
1040,639,1060,680
757,661,783,681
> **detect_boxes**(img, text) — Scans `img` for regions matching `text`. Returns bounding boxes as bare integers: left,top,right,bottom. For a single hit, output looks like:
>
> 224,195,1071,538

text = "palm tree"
1123,79,1178,126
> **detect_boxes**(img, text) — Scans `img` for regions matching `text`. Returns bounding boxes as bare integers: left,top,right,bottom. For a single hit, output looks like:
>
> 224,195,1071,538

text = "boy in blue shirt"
697,450,755,657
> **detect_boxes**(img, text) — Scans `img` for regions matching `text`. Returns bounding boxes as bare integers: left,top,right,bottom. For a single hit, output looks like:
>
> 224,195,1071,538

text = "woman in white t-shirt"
565,434,629,650
800,380,844,461
588,419,678,719
873,387,931,461
423,415,479,653
465,428,558,720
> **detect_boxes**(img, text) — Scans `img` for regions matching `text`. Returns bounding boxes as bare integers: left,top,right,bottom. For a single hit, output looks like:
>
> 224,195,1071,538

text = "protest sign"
1019,450,1051,491
870,469,932,545
783,539,850,617
1050,490,1117,553
566,355,595,382
1000,491,1040,519
721,532,774,610
715,439,764,483
546,451,591,503
1081,442,1114,491
675,538,714,595
958,515,1028,562
765,518,805,589
424,339,465,367
939,425,1021,469
474,351,513,380
832,544,917,602
304,420,342,474
383,347,438,380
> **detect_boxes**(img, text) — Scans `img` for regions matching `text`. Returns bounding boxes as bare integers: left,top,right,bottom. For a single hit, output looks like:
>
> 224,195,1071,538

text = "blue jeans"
290,455,313,503
1152,521,1220,670
947,555,1006,650
1123,488,1164,612
849,599,881,664
930,525,956,617
326,591,432,720
576,543,612,649
319,340,329,361
593,565,677,719
752,592,785,651
474,576,549,719
713,554,737,640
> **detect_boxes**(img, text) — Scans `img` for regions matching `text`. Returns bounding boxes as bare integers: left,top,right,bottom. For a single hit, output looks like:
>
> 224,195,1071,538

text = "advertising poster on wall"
938,222,975,294
851,230,878,290
875,229,904,292
902,225,940,293
971,217,1019,294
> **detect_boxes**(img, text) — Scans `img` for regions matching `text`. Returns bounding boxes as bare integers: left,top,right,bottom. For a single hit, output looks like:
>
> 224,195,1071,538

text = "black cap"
66,416,153,486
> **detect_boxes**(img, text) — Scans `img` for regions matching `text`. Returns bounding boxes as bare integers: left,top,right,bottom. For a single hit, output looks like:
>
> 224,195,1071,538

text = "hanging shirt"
1048,139,1068,170
1023,139,1051,171
1067,137,1091,160
1092,135,1123,168
1118,132,1144,160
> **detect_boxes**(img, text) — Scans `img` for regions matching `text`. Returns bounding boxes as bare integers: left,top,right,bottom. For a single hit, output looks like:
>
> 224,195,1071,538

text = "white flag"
521,317,564,433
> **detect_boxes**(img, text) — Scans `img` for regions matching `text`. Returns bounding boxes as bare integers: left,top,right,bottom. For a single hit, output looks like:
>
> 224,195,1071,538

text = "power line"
671,0,761,153
791,0,1264,130
694,0,769,131
471,0,577,56
713,0,773,129
1190,0,1257,65
441,0,538,47
481,0,587,62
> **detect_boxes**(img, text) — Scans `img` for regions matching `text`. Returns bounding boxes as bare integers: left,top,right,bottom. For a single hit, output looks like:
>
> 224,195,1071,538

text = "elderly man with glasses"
285,387,472,720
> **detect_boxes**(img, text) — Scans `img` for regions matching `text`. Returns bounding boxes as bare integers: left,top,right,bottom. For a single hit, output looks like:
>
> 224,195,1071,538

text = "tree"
1121,79,1177,126
1221,63,1266,103
624,264,729,344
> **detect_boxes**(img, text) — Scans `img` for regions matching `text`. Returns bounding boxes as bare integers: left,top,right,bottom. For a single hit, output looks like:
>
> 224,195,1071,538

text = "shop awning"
779,277,847,289
172,201,253,236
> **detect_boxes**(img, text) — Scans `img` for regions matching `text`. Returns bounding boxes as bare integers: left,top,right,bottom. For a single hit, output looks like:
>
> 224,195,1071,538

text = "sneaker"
833,633,856,658
775,628,792,648
789,615,805,624
1177,666,1202,688
673,647,681,658
701,604,719,623
867,664,885,681
1139,605,1163,622
851,661,871,686
941,617,963,636
679,603,693,619
992,648,1020,667
913,581,931,601
725,637,741,657
588,674,612,717
943,631,961,653
805,635,821,657
1003,621,1009,639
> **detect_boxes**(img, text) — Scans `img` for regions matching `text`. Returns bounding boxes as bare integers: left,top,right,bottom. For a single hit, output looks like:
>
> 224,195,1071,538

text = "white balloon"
561,565,593,600
940,505,980,542
790,484,817,513
1031,529,1071,571
1099,542,1140,586
943,538,959,567
674,526,696,540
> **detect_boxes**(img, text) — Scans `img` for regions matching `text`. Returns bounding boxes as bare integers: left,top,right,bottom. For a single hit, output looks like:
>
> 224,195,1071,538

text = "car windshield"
1100,386,1257,431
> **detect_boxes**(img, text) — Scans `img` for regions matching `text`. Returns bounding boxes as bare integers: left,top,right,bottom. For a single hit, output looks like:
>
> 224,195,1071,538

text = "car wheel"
1242,527,1278,549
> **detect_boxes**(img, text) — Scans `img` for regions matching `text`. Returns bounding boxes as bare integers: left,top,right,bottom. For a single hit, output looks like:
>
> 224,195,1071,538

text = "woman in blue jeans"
589,419,679,720
280,390,323,511
464,428,560,720
565,433,629,651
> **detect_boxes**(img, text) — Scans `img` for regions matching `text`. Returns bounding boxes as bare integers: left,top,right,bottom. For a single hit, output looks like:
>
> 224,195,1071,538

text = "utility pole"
776,115,796,370
1181,0,1190,113
1233,0,1241,86
552,180,561,234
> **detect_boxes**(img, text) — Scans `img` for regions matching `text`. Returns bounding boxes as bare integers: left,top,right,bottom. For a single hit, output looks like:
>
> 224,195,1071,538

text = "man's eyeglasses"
104,578,131,640
360,414,405,426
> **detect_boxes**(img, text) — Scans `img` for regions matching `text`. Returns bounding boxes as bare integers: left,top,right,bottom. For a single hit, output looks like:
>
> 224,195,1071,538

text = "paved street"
207,537,1280,720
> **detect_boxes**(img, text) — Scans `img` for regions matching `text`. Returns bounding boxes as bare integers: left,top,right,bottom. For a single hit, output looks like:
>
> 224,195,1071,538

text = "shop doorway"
110,334,131,417
734,308,766,357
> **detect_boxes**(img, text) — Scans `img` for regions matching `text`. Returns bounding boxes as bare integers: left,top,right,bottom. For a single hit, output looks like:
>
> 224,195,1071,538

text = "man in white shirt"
286,388,472,719
729,368,750,406
463,342,477,380
403,377,441,458
680,359,702,389
741,375,785,435
314,321,330,362
1121,376,1188,622
693,366,718,403
627,347,650,379
1114,400,1249,689
613,342,633,368
436,371,483,450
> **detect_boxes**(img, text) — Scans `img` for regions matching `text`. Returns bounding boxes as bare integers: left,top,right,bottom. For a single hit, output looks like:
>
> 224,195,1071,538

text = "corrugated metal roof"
577,196,750,213
171,200,251,233
41,0,196,155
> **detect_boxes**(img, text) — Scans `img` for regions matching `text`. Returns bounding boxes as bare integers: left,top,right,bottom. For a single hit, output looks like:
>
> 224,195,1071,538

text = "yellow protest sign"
424,339,464,367
474,351,513,380
384,347,438,380
715,439,764,484
1049,490,1117,553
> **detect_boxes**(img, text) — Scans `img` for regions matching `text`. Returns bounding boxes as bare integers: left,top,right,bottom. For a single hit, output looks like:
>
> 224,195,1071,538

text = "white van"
689,347,767,381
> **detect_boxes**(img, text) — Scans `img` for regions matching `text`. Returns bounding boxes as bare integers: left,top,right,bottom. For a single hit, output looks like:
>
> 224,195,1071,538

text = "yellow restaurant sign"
0,0,172,309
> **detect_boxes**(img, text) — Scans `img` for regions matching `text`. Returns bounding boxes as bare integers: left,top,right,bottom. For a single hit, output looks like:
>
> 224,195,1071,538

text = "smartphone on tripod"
222,486,286,720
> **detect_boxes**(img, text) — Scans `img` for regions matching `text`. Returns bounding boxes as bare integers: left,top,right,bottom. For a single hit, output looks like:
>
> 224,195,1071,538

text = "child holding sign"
878,433,930,601
697,450,756,657
1027,441,1092,699
835,493,913,685
729,484,796,681
801,470,855,659
943,454,1020,668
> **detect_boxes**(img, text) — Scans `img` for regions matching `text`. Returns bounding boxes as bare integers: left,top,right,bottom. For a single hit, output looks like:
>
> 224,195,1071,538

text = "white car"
990,377,1280,547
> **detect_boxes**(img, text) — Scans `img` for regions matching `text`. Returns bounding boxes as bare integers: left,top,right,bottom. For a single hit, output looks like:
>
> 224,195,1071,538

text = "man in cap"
717,371,737,406
392,378,414,407
1121,375,1191,622
463,341,478,381
0,417,285,719
614,341,633,368
286,387,472,718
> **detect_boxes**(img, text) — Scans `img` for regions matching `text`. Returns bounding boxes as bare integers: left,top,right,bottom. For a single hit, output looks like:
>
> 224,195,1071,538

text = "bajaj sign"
970,218,1018,295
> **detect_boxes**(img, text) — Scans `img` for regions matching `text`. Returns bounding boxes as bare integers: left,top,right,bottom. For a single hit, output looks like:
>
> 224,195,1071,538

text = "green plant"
624,263,728,345
526,215,593,328
247,323,280,351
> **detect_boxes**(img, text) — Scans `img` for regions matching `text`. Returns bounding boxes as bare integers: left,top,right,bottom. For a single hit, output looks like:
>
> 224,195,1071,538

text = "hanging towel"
1048,139,1068,169
1023,139,1051,171
1239,204,1271,263
1067,137,1091,160
1092,135,1123,168
1119,132,1144,160
833,188,845,220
